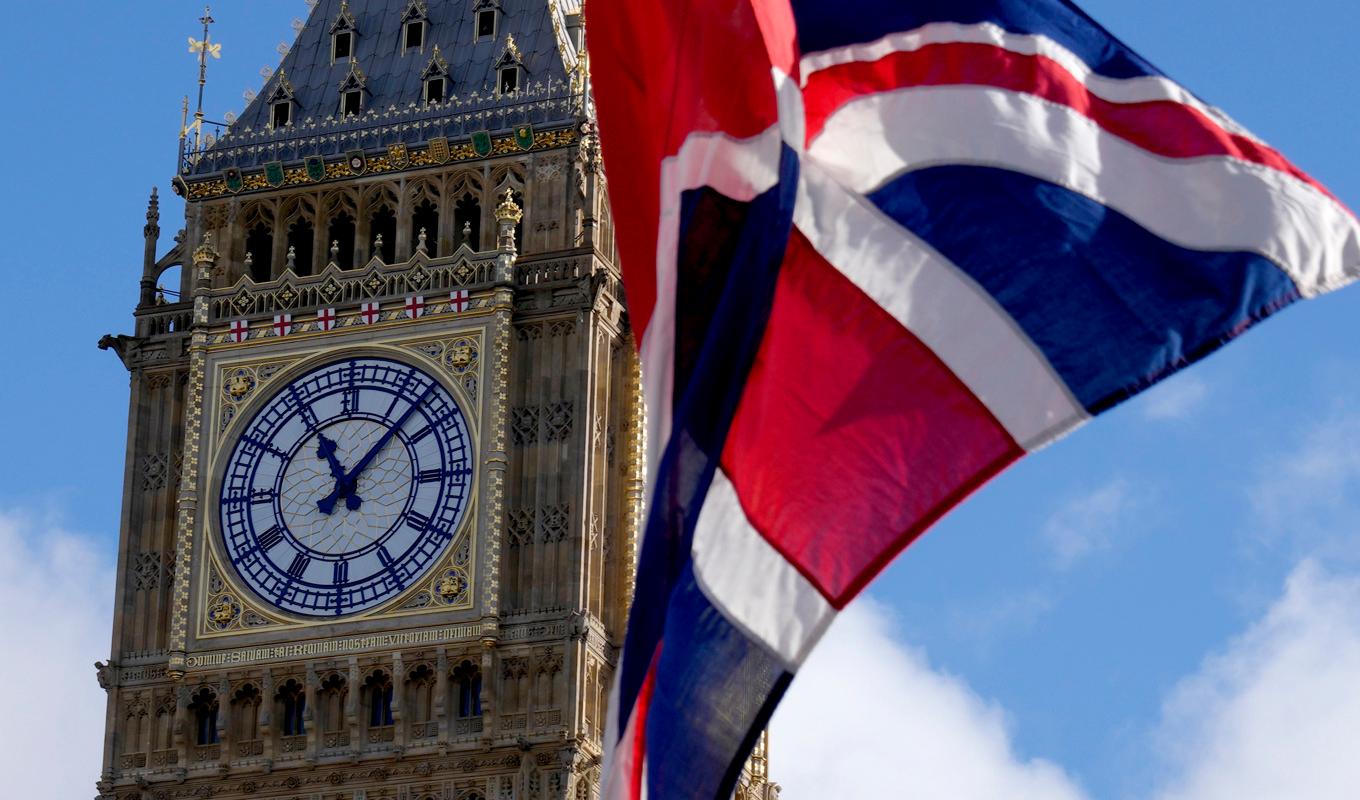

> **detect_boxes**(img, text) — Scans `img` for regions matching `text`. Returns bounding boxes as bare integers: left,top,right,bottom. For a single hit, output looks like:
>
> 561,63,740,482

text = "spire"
184,6,222,153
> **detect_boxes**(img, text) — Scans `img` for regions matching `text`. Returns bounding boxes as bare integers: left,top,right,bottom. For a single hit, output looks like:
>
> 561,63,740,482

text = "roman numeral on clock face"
417,468,444,483
333,560,349,586
257,525,284,553
405,511,431,531
286,553,311,579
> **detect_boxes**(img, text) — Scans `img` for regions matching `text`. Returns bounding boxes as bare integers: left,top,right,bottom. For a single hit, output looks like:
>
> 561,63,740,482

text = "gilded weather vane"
182,6,222,153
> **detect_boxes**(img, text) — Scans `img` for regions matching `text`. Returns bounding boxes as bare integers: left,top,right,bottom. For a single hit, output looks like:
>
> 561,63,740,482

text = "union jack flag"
590,1,1360,797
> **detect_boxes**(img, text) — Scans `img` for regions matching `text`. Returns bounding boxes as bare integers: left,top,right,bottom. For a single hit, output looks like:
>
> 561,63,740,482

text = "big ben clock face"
218,356,472,617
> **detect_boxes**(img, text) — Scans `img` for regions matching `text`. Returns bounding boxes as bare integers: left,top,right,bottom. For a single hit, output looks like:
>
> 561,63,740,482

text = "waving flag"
589,1,1360,797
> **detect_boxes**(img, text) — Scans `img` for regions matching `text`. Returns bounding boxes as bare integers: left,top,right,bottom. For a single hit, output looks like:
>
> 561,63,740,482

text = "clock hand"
316,383,434,514
315,432,360,515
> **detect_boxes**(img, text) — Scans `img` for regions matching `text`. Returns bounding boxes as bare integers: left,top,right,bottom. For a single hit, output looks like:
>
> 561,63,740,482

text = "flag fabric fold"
589,1,1360,797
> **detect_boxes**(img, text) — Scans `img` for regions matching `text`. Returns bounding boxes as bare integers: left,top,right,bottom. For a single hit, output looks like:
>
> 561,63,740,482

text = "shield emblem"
514,124,534,151
223,167,244,193
471,130,492,157
347,150,367,175
427,136,451,164
305,156,325,182
264,161,286,188
387,143,409,168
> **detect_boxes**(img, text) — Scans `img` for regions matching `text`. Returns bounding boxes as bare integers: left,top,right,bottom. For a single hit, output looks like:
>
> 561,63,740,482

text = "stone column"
166,233,218,682
434,648,449,748
304,663,320,763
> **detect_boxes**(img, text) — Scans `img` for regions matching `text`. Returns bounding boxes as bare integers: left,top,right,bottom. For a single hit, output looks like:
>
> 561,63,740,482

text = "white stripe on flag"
644,126,784,494
798,20,1257,142
795,161,1087,450
807,85,1360,298
692,469,837,670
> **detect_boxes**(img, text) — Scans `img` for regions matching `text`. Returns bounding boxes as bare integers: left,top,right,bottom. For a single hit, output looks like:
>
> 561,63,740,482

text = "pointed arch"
321,189,360,269
362,183,399,263
280,195,318,276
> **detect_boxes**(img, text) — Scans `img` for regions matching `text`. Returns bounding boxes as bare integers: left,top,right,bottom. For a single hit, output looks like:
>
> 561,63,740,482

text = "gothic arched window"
411,197,439,257
189,688,219,745
286,217,315,276
276,679,307,737
365,670,394,728
407,665,434,722
454,191,481,250
326,210,356,270
453,660,482,718
245,223,274,281
369,204,397,263
231,683,262,744
319,673,347,735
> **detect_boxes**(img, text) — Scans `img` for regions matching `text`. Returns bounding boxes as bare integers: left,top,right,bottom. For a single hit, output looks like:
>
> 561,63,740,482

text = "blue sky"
2,1,1359,797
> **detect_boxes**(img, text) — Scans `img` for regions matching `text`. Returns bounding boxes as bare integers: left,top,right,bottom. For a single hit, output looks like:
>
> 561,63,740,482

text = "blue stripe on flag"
615,147,800,738
789,0,1164,80
867,165,1301,412
646,562,793,799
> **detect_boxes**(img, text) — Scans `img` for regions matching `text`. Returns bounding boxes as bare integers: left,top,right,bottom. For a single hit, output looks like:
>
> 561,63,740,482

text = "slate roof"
186,0,584,176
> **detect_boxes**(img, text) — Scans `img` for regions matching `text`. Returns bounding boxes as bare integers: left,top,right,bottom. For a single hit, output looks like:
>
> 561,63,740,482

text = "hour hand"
315,432,361,514
316,433,347,480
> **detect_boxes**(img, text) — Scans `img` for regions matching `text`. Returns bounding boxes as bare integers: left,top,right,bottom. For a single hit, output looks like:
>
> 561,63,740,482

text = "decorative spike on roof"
338,58,368,92
330,0,357,33
401,0,429,23
421,45,450,80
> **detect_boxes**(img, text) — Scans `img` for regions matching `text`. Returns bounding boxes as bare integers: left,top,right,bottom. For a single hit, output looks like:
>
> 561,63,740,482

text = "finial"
193,231,219,264
286,245,297,270
374,233,384,260
496,189,521,254
146,187,161,226
244,251,254,272
330,240,340,263
462,220,472,240
495,188,522,223
417,228,428,254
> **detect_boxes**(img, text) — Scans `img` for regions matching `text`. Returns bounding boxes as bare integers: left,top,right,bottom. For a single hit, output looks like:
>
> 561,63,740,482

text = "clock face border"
197,341,482,632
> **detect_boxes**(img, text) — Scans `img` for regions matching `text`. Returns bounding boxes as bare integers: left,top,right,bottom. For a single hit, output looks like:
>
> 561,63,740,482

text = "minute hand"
341,384,433,488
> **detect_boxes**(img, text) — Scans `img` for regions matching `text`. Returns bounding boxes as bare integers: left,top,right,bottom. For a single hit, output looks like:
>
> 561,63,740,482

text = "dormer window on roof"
421,46,450,105
473,0,501,42
402,1,429,53
338,58,368,117
498,65,519,94
266,71,297,129
333,30,354,61
495,35,523,96
330,0,359,64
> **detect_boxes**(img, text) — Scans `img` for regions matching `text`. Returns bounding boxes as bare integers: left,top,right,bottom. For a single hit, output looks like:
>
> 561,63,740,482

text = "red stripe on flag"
802,42,1336,201
626,644,661,800
721,232,1023,607
591,0,782,341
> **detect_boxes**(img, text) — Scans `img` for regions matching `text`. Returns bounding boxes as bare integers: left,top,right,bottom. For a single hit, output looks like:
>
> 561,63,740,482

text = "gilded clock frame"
192,326,487,642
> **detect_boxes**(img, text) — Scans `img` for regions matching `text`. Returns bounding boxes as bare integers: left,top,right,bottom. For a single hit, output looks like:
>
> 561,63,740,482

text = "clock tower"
89,3,771,799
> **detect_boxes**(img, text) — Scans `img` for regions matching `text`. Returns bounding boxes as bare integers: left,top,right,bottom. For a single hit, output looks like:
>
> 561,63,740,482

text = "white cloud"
0,507,114,798
1141,374,1210,421
1249,410,1360,561
772,598,1087,800
1041,478,1140,571
1154,560,1360,800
